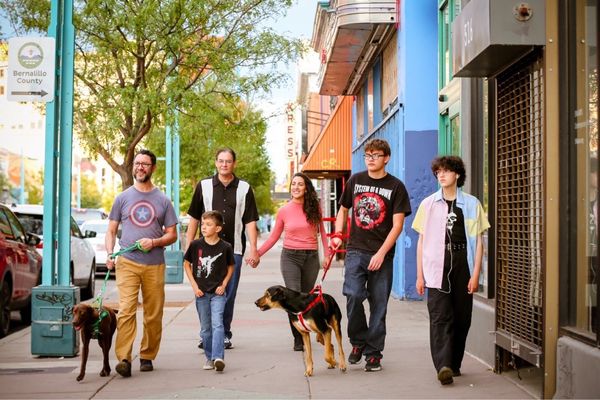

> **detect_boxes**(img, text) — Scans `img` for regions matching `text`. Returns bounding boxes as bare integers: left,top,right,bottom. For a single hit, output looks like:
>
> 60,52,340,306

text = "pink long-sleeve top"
258,201,328,256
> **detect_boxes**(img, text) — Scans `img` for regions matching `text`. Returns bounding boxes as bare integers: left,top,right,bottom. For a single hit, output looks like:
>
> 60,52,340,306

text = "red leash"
296,233,343,332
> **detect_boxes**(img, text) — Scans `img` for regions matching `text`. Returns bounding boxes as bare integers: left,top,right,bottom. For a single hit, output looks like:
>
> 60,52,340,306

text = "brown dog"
72,303,117,381
255,285,346,376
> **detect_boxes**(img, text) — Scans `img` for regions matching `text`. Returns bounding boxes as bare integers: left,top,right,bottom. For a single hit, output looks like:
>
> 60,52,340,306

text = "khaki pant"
114,257,165,362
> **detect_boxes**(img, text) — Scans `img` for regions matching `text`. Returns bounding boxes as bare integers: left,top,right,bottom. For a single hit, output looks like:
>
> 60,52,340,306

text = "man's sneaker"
116,359,131,377
214,358,225,372
348,345,364,364
198,339,203,349
140,359,153,372
437,366,454,385
203,360,214,370
224,337,233,349
365,356,382,372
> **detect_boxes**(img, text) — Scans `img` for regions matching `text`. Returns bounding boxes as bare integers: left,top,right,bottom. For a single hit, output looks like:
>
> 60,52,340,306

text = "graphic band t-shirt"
339,171,412,255
445,199,467,245
109,186,178,265
184,238,234,293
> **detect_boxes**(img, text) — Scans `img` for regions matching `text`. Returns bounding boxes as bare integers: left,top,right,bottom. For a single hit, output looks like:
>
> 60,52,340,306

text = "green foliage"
24,169,43,204
80,174,102,208
1,0,304,190
147,93,275,215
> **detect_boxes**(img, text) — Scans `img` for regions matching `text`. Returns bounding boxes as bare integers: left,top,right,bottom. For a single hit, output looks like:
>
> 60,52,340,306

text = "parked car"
80,219,121,275
0,204,42,337
71,208,108,228
9,204,96,300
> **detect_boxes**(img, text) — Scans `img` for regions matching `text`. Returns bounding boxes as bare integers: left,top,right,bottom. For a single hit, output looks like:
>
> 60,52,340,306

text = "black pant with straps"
426,247,472,373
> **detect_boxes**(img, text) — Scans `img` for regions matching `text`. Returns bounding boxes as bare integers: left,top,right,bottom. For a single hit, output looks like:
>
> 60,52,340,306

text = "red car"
0,204,42,337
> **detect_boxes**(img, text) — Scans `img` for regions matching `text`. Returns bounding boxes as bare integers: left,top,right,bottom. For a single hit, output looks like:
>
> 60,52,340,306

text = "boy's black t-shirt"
339,171,412,255
184,238,234,293
445,199,467,244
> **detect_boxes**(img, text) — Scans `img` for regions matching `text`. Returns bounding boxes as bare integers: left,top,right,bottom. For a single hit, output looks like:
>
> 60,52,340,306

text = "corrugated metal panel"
301,96,353,177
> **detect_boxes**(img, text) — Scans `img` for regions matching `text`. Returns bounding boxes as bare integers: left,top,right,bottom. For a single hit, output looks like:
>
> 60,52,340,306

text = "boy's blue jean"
342,249,394,359
195,292,227,361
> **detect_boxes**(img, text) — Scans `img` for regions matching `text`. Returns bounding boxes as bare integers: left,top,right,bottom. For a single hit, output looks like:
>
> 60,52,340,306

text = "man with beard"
105,149,178,377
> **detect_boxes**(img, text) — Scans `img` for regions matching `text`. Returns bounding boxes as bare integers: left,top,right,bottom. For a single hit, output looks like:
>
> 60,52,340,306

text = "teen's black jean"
426,248,472,373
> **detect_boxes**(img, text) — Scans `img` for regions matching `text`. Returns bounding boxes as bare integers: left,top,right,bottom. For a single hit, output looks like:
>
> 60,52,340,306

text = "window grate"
495,54,545,360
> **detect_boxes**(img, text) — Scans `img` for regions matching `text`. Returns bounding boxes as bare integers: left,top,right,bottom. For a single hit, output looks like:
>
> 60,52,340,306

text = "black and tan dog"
72,303,118,381
255,285,346,376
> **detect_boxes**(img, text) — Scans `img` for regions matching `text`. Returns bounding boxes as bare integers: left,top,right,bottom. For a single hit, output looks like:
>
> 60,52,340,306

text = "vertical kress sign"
285,102,295,160
7,37,55,102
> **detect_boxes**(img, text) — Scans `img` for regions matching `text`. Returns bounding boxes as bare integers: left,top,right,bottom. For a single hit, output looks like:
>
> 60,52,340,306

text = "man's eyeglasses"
217,159,234,165
134,162,152,168
363,153,385,161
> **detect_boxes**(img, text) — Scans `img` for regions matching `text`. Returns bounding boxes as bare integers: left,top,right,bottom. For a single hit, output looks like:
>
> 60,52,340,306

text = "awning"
301,96,352,179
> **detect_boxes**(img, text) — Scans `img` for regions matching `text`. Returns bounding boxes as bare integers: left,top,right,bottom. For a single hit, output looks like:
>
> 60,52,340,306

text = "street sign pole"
31,0,79,357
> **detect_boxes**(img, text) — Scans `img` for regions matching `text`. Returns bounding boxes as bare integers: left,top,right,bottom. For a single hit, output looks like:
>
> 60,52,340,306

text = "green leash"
89,241,149,338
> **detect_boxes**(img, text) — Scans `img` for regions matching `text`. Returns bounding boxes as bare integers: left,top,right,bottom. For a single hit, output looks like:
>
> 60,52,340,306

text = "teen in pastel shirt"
412,156,490,386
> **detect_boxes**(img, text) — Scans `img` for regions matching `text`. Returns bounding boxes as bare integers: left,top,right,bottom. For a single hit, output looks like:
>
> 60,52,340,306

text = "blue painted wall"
350,0,438,299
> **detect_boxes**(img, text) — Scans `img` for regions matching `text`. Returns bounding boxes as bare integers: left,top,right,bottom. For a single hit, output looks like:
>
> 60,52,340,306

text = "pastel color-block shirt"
258,201,328,256
412,189,490,289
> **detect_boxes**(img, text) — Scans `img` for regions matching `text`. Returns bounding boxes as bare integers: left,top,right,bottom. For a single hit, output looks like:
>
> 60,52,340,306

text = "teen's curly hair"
291,172,322,226
431,156,466,188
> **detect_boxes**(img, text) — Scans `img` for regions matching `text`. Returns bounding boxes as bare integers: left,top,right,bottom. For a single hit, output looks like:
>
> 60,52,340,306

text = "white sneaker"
203,360,214,370
214,358,225,372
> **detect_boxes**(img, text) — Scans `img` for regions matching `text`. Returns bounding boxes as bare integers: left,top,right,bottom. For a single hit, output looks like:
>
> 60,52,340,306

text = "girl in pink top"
249,172,328,351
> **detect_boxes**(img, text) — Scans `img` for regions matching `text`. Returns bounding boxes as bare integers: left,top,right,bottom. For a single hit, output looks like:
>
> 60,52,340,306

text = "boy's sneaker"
203,360,214,370
116,359,131,377
198,338,203,349
214,358,225,372
224,337,233,349
365,356,382,372
348,345,364,364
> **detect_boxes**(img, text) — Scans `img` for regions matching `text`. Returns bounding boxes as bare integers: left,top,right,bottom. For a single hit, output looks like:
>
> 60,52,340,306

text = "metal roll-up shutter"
495,52,544,368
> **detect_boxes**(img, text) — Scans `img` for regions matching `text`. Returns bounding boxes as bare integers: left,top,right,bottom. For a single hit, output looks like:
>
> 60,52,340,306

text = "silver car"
80,219,121,275
9,204,96,300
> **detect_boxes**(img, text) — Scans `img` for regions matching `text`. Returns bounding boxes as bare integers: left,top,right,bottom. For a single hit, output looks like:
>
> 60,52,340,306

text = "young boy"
184,211,234,372
330,138,412,372
412,156,490,385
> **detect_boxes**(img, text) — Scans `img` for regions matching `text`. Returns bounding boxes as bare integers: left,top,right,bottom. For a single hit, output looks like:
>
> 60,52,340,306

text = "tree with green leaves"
1,0,303,189
80,174,102,209
147,92,276,215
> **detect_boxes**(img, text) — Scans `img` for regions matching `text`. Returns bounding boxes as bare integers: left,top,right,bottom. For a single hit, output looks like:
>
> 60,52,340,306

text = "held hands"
245,255,260,268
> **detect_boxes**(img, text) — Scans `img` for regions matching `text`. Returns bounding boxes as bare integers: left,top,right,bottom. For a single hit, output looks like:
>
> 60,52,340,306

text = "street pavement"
0,237,534,399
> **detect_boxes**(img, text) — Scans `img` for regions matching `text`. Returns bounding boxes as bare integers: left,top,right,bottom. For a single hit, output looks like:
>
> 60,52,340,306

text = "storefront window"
569,0,598,337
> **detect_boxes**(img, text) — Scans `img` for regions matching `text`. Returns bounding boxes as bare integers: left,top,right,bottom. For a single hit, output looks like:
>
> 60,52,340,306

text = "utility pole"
30,0,79,357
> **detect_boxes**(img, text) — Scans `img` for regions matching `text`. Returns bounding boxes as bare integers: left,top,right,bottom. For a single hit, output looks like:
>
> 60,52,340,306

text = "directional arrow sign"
7,37,55,103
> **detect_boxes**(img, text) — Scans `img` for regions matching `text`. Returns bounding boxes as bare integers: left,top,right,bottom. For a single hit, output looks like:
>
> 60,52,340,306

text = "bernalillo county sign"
7,37,55,102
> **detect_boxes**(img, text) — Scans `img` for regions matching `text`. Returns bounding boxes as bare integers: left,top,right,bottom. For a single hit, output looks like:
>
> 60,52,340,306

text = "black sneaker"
140,359,153,372
348,345,364,364
224,337,233,349
452,368,461,377
198,339,203,349
365,356,382,372
437,366,454,385
116,359,131,377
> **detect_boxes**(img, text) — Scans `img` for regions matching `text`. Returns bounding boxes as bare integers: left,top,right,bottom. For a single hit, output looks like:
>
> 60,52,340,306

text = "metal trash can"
31,285,80,356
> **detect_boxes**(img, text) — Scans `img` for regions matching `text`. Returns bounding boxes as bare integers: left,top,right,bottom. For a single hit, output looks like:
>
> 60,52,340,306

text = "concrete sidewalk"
0,239,534,399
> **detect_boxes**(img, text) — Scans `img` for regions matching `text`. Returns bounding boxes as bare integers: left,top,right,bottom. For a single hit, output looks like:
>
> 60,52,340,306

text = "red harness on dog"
295,233,343,332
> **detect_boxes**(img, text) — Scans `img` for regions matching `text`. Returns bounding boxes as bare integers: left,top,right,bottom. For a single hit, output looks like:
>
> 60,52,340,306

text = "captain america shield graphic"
130,201,155,228
353,193,386,230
